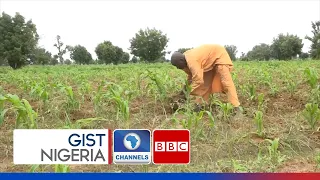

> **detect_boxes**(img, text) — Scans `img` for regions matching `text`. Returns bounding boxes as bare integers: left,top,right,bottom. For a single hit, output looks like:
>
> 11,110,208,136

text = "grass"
0,60,320,172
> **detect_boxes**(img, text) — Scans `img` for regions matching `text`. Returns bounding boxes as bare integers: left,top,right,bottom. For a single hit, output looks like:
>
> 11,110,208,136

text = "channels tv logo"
113,129,151,164
13,129,112,164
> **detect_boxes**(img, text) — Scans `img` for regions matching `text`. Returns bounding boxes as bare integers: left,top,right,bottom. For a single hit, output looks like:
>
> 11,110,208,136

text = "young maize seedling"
80,81,92,95
54,164,70,173
146,70,167,101
29,164,41,172
104,83,130,121
136,72,144,93
262,72,272,86
218,102,234,120
266,138,285,165
287,80,298,97
310,88,320,105
63,117,110,129
257,93,265,111
182,80,192,107
247,84,256,101
268,83,279,97
302,103,320,130
231,159,249,172
316,153,320,169
254,111,264,137
0,94,38,129
0,95,7,125
30,82,50,104
57,84,79,110
239,84,247,97
93,81,106,113
304,67,318,89
65,86,79,109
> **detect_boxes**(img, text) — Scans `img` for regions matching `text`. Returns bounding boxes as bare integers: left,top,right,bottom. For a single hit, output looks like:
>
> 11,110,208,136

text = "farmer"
171,44,241,113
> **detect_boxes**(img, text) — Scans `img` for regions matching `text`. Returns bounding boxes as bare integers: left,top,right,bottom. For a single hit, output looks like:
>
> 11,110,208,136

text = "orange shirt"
182,44,233,94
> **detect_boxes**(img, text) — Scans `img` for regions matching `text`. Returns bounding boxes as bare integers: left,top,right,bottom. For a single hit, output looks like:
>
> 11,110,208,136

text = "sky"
0,0,319,60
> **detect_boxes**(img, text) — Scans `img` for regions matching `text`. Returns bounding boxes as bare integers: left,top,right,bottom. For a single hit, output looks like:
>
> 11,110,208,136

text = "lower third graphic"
113,129,151,164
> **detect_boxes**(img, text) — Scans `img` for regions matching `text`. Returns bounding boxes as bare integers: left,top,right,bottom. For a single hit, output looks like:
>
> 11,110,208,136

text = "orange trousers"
194,65,240,107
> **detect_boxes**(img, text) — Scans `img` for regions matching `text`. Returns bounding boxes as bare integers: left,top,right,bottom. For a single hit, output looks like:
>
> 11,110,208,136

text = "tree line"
0,12,319,69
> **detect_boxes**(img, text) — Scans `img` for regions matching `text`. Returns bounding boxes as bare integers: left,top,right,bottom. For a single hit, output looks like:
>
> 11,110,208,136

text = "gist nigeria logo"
113,129,151,164
13,129,112,165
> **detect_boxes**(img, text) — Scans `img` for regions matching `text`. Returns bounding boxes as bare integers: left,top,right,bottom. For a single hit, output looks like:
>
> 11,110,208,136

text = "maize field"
0,60,320,172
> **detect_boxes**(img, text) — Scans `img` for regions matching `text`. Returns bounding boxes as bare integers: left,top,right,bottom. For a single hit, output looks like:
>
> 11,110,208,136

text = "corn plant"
262,72,272,86
257,93,265,111
231,159,249,172
0,94,37,129
104,82,131,121
79,81,92,95
57,84,79,110
182,80,192,107
63,117,108,129
254,111,264,137
269,83,279,97
30,82,49,104
93,81,106,113
30,164,70,173
302,103,320,130
148,70,167,100
239,84,247,97
0,95,7,125
316,153,320,169
247,84,256,101
217,102,234,120
146,70,167,101
310,88,320,105
287,80,298,97
172,110,214,140
266,138,285,165
29,164,41,172
54,164,70,172
304,67,318,89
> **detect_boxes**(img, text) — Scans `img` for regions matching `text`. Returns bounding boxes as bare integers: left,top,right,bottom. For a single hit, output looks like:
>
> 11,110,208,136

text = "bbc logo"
154,142,188,152
152,129,190,164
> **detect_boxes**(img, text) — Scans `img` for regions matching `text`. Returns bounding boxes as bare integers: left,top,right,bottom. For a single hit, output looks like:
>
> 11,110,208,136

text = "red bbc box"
152,129,190,164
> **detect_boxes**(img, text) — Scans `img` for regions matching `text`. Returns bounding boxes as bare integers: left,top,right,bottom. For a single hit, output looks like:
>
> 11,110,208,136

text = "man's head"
171,51,187,69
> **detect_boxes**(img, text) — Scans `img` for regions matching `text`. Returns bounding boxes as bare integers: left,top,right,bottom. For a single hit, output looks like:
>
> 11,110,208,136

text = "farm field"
0,60,320,172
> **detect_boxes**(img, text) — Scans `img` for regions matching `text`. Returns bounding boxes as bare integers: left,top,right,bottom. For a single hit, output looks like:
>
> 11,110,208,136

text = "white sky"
1,0,320,60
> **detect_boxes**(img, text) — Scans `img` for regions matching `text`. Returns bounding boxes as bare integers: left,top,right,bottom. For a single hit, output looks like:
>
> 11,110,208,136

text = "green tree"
69,45,92,65
300,52,309,59
121,52,130,64
247,43,272,61
177,48,192,54
95,41,128,65
0,12,39,69
271,33,303,60
65,59,72,65
0,57,6,65
50,55,59,65
131,56,138,63
95,41,116,65
224,45,238,61
29,47,52,65
239,52,248,61
305,21,320,59
53,35,70,64
114,46,125,65
129,27,169,62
